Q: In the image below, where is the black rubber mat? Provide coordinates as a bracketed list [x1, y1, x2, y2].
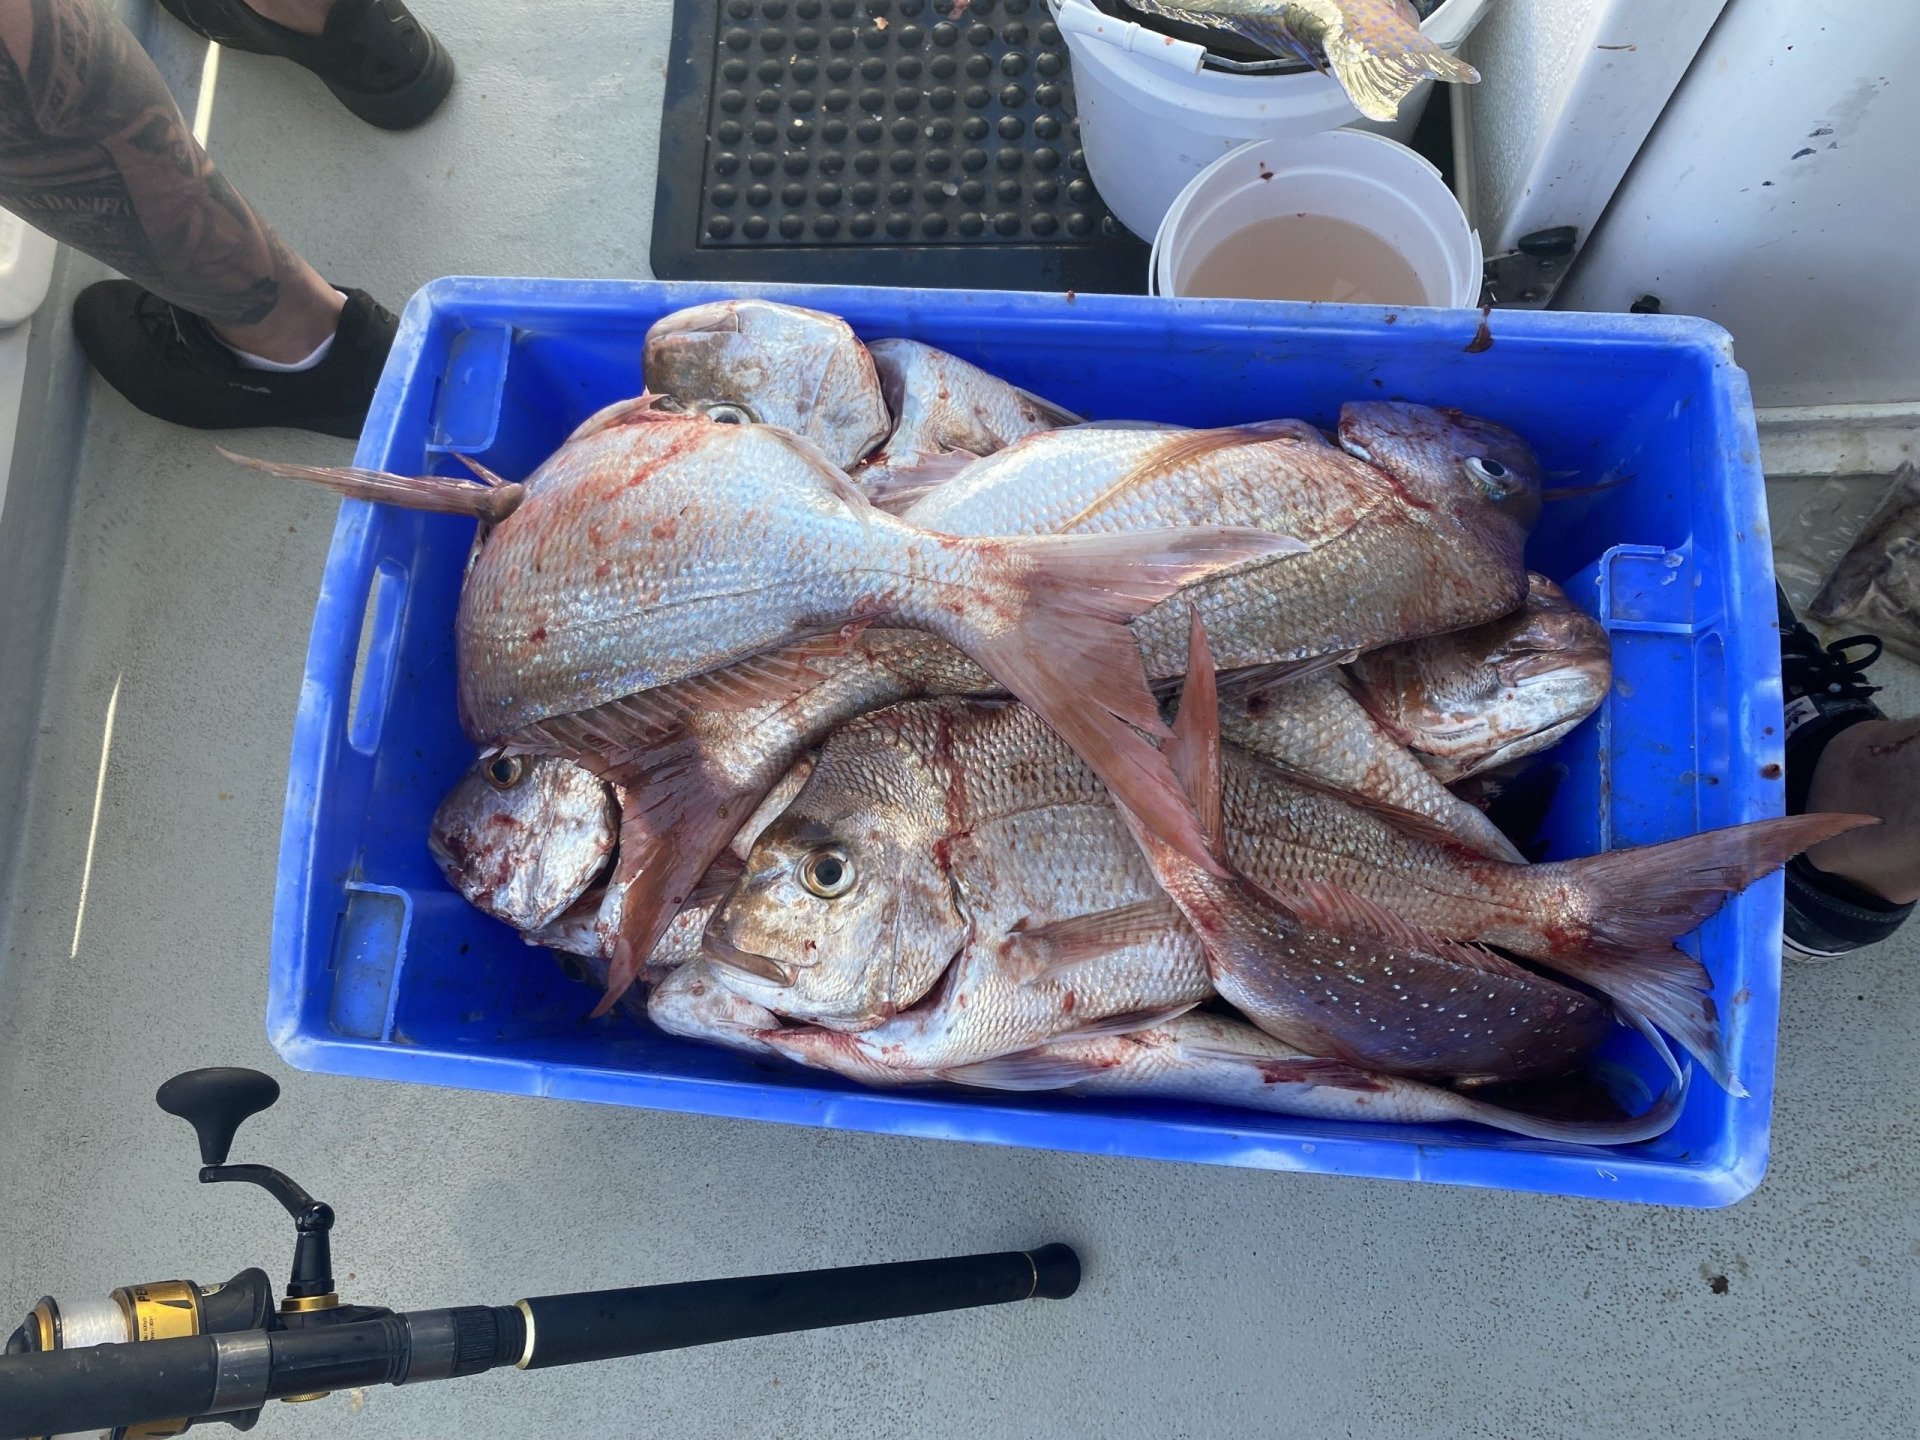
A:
[652, 0, 1150, 293]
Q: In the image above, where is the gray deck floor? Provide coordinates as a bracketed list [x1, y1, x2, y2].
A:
[1, 4, 1916, 1436]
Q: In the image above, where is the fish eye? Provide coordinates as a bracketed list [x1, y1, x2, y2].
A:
[799, 845, 855, 898]
[1467, 455, 1510, 486]
[485, 754, 525, 790]
[703, 402, 754, 425]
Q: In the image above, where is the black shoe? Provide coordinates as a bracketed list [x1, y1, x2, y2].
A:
[1777, 585, 1915, 957]
[157, 0, 454, 130]
[72, 280, 397, 439]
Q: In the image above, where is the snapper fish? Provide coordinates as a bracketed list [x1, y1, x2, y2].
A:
[231, 404, 1292, 1013]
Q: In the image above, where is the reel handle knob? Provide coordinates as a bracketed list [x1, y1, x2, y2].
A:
[156, 1068, 281, 1166]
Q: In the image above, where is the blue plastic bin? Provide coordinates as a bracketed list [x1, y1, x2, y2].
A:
[271, 279, 1784, 1207]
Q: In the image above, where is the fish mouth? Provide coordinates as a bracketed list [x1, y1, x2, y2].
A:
[700, 927, 794, 986]
[1494, 648, 1611, 687]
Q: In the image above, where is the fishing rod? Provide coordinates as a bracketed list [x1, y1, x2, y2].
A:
[0, 1068, 1079, 1439]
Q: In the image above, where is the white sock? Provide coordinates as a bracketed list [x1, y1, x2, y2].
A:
[217, 291, 348, 372]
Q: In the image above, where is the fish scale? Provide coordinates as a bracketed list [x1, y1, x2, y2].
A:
[467, 395, 1532, 1005]
[715, 690, 1868, 1090]
[909, 411, 1532, 672]
[718, 700, 1208, 1070]
[856, 338, 1081, 502]
[1219, 755, 1547, 942]
[1218, 670, 1525, 862]
[244, 398, 1290, 1015]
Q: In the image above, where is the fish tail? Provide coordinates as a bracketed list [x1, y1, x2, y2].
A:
[219, 448, 524, 523]
[1322, 20, 1478, 123]
[1539, 812, 1878, 1094]
[1166, 606, 1225, 857]
[944, 527, 1299, 870]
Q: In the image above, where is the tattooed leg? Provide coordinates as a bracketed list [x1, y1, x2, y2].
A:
[1806, 716, 1920, 905]
[0, 0, 343, 361]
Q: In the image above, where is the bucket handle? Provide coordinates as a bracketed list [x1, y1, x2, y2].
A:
[1051, 0, 1207, 76]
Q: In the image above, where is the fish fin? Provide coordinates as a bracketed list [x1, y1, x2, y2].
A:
[1004, 898, 1188, 981]
[1051, 1001, 1202, 1045]
[865, 448, 984, 513]
[869, 481, 946, 516]
[957, 526, 1303, 871]
[1057, 420, 1325, 532]
[767, 425, 875, 519]
[589, 742, 773, 1015]
[1168, 608, 1224, 855]
[454, 453, 513, 488]
[1542, 812, 1878, 1095]
[1267, 877, 1537, 979]
[942, 1048, 1125, 1092]
[513, 636, 855, 768]
[688, 851, 746, 907]
[1178, 1042, 1391, 1091]
[1215, 659, 1344, 705]
[219, 449, 524, 523]
[1322, 21, 1479, 125]
[565, 391, 672, 444]
[823, 459, 878, 518]
[1453, 1066, 1689, 1146]
[1616, 1005, 1686, 1086]
[1008, 382, 1083, 429]
[1212, 649, 1360, 701]
[867, 336, 917, 416]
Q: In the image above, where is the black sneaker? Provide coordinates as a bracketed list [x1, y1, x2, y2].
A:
[72, 280, 397, 439]
[1777, 585, 1915, 957]
[157, 0, 454, 130]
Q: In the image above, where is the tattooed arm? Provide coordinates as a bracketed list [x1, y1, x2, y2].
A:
[0, 0, 331, 339]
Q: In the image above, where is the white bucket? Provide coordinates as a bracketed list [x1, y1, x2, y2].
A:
[1151, 130, 1482, 308]
[1053, 0, 1493, 240]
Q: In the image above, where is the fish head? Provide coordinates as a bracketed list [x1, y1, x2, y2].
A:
[702, 719, 970, 1031]
[1364, 574, 1614, 780]
[428, 754, 617, 930]
[1488, 575, 1613, 688]
[1338, 402, 1543, 532]
[642, 299, 889, 470]
[1456, 575, 1613, 765]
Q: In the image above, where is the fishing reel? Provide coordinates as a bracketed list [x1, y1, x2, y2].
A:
[1, 1068, 1078, 1440]
[6, 1068, 395, 1436]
